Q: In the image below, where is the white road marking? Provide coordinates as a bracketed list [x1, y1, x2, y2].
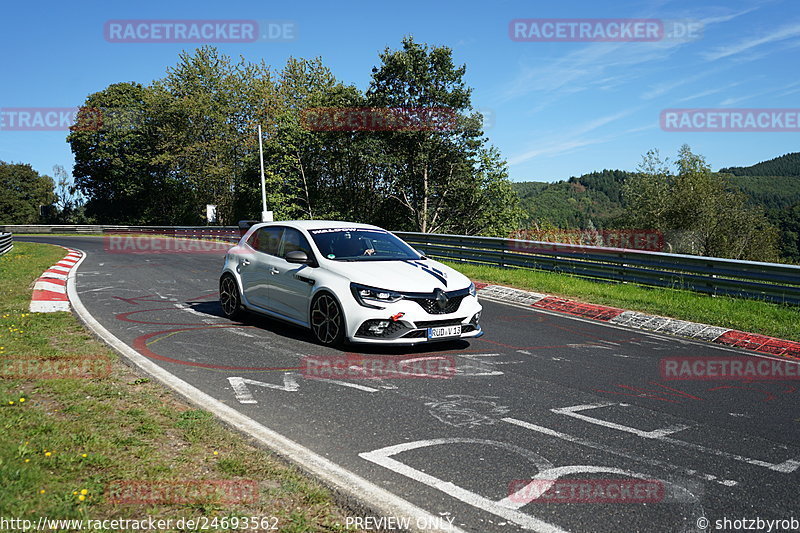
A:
[228, 374, 300, 403]
[323, 379, 379, 392]
[566, 343, 613, 350]
[500, 465, 704, 514]
[80, 286, 116, 293]
[550, 402, 800, 473]
[552, 402, 693, 438]
[225, 328, 255, 338]
[424, 396, 510, 428]
[501, 417, 738, 486]
[361, 438, 566, 532]
[455, 364, 504, 377]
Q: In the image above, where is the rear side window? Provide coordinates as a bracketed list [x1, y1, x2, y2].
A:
[246, 230, 260, 250]
[251, 227, 284, 256]
[281, 228, 314, 258]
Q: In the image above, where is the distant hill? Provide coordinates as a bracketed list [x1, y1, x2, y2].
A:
[513, 170, 632, 228]
[513, 154, 800, 262]
[728, 175, 800, 210]
[720, 152, 800, 177]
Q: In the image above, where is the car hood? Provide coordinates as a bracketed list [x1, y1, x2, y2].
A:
[324, 258, 471, 293]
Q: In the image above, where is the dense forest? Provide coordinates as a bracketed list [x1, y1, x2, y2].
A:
[720, 152, 800, 177]
[63, 41, 521, 237]
[513, 153, 800, 263]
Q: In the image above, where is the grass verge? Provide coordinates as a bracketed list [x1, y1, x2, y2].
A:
[0, 242, 360, 532]
[446, 261, 800, 342]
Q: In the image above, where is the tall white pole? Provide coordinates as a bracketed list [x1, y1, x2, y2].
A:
[258, 124, 272, 222]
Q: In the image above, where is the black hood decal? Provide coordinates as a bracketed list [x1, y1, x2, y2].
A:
[402, 260, 448, 287]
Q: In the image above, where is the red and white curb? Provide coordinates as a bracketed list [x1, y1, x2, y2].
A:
[475, 283, 800, 360]
[30, 248, 83, 313]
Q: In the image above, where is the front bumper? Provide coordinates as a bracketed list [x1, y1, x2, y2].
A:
[345, 292, 483, 345]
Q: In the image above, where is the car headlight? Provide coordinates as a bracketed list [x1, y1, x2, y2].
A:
[350, 283, 403, 308]
[469, 282, 477, 298]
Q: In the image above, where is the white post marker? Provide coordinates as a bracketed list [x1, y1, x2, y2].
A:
[258, 124, 273, 222]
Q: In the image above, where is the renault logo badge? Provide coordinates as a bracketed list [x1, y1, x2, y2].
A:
[434, 288, 449, 310]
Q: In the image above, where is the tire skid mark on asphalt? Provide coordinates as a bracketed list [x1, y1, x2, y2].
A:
[131, 325, 292, 372]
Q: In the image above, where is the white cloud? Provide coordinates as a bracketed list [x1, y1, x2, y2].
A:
[508, 109, 641, 165]
[702, 22, 800, 61]
[719, 80, 800, 105]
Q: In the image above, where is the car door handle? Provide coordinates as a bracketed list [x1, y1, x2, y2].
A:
[270, 267, 280, 275]
[240, 259, 250, 266]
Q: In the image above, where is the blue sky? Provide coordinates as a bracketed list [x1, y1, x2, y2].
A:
[1, 0, 798, 183]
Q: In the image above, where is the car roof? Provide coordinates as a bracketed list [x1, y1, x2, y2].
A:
[252, 220, 385, 232]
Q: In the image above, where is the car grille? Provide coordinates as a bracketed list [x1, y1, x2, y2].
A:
[413, 318, 466, 328]
[405, 287, 470, 315]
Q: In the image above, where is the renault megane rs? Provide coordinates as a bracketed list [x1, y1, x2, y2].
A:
[219, 220, 483, 346]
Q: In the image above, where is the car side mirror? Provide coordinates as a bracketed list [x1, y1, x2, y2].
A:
[416, 249, 428, 259]
[285, 250, 310, 264]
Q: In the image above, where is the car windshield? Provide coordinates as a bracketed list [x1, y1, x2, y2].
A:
[309, 227, 422, 261]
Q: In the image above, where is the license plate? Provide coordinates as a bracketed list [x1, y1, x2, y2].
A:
[427, 325, 462, 339]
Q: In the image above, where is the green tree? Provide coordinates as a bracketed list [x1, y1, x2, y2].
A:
[623, 145, 780, 261]
[0, 162, 55, 224]
[264, 57, 377, 222]
[366, 36, 521, 234]
[151, 47, 279, 224]
[68, 82, 180, 224]
[68, 42, 521, 233]
[48, 164, 89, 223]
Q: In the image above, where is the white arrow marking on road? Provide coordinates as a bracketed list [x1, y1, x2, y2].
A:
[228, 374, 300, 403]
[552, 402, 693, 438]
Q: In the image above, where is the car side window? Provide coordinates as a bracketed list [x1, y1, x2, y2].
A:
[255, 227, 284, 256]
[281, 228, 314, 258]
[246, 230, 260, 250]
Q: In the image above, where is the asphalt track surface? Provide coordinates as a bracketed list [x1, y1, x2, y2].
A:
[21, 236, 800, 533]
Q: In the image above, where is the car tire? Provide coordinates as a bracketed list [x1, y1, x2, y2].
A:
[219, 274, 245, 320]
[310, 292, 345, 347]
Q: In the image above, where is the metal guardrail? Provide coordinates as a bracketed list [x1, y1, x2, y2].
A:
[4, 225, 799, 305]
[0, 232, 12, 255]
[0, 224, 243, 243]
[395, 232, 800, 306]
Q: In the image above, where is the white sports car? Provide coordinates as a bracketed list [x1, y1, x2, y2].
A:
[219, 220, 483, 346]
